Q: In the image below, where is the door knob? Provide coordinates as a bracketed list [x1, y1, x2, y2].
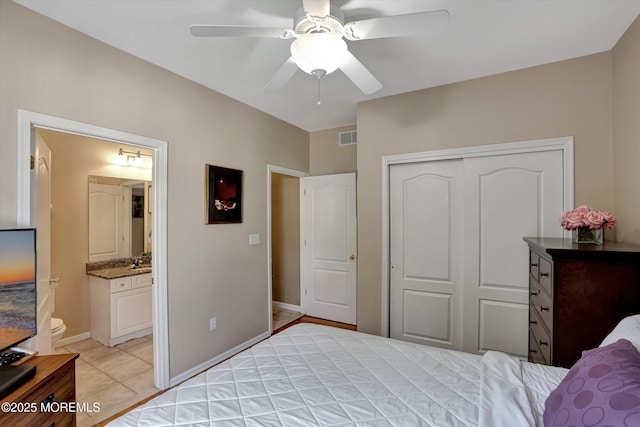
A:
[349, 255, 356, 260]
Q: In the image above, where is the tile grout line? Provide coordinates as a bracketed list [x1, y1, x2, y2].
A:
[77, 353, 143, 396]
[65, 339, 156, 398]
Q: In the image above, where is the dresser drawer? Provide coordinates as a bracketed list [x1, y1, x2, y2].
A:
[529, 278, 553, 331]
[529, 252, 540, 281]
[529, 329, 547, 365]
[529, 308, 552, 363]
[538, 258, 552, 295]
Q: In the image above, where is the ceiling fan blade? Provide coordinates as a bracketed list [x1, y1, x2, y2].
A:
[302, 0, 330, 17]
[190, 25, 287, 38]
[264, 57, 299, 91]
[344, 9, 449, 41]
[339, 51, 382, 95]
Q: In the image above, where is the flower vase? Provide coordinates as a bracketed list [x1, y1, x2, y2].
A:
[573, 227, 603, 245]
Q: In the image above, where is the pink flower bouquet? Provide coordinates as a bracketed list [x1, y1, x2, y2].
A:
[559, 205, 617, 231]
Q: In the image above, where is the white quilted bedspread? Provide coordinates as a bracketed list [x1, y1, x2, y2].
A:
[108, 324, 564, 426]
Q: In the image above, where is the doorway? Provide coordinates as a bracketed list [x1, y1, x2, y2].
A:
[16, 110, 169, 391]
[267, 166, 358, 330]
[267, 165, 308, 332]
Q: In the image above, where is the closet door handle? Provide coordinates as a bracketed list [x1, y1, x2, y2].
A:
[539, 340, 549, 347]
[530, 290, 539, 296]
[540, 306, 549, 312]
[540, 272, 550, 277]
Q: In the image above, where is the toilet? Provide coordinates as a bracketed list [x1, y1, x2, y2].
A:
[51, 317, 67, 349]
[49, 277, 67, 349]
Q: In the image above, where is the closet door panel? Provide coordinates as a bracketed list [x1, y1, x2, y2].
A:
[390, 160, 464, 349]
[463, 150, 564, 357]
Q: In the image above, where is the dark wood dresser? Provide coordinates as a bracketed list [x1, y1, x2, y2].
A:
[524, 237, 640, 368]
[0, 353, 79, 427]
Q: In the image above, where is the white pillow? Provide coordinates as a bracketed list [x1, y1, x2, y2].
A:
[600, 314, 640, 352]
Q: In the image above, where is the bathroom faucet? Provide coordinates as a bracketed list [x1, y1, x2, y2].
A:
[132, 252, 151, 267]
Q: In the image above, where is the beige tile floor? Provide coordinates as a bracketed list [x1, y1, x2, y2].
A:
[55, 335, 158, 427]
[272, 306, 304, 331]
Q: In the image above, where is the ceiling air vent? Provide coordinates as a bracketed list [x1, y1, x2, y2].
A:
[339, 130, 357, 146]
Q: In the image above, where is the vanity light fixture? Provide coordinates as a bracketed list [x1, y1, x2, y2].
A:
[115, 148, 152, 169]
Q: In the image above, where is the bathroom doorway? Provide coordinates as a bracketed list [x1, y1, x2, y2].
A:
[16, 110, 169, 424]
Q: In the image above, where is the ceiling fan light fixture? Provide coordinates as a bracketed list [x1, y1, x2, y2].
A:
[290, 33, 347, 76]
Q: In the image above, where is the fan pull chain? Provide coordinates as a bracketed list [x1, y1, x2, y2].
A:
[311, 69, 326, 106]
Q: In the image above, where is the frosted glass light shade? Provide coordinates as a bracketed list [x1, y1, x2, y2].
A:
[129, 156, 145, 168]
[114, 153, 127, 166]
[290, 33, 347, 75]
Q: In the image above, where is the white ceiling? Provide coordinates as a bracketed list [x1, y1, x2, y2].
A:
[13, 0, 640, 132]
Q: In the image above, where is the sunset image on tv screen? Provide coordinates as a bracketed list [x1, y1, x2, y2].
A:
[0, 229, 37, 350]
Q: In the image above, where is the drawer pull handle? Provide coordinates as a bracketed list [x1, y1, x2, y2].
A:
[41, 392, 56, 405]
[529, 349, 538, 354]
[539, 340, 549, 347]
[530, 319, 538, 325]
[540, 272, 550, 277]
[540, 306, 549, 312]
[530, 263, 538, 267]
[530, 290, 539, 296]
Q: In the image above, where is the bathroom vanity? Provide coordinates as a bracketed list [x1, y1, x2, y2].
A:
[87, 266, 152, 347]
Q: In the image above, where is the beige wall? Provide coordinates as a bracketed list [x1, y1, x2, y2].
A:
[0, 1, 309, 378]
[271, 173, 300, 306]
[310, 125, 357, 175]
[356, 52, 614, 334]
[613, 16, 640, 245]
[37, 129, 152, 338]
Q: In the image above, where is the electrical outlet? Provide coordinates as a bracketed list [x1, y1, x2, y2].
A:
[209, 317, 217, 331]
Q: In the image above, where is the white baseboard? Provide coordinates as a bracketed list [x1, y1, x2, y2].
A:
[272, 301, 301, 313]
[56, 332, 91, 348]
[169, 330, 271, 388]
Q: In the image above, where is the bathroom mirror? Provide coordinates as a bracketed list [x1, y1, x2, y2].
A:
[88, 176, 152, 262]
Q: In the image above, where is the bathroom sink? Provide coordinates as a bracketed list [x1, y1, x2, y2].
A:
[130, 265, 152, 273]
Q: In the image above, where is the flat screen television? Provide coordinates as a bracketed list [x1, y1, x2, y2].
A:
[0, 228, 37, 352]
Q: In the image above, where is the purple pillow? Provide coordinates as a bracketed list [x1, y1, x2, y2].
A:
[543, 339, 640, 427]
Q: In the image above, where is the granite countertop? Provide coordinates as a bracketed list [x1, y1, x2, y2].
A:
[86, 258, 152, 280]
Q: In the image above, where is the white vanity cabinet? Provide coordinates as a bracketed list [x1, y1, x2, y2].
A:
[89, 273, 152, 346]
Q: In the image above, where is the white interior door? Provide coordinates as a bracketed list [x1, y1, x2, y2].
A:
[390, 160, 464, 349]
[89, 183, 126, 261]
[300, 173, 357, 324]
[34, 132, 52, 354]
[462, 150, 564, 357]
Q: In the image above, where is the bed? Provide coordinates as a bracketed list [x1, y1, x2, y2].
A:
[107, 318, 640, 427]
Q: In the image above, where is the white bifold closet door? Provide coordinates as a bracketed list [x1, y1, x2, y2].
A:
[390, 150, 564, 357]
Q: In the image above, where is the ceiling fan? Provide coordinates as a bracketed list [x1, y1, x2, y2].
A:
[190, 0, 449, 96]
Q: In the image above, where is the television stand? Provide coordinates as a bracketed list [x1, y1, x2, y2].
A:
[0, 353, 78, 427]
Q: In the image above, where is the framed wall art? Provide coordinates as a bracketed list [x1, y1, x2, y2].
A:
[206, 164, 242, 224]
